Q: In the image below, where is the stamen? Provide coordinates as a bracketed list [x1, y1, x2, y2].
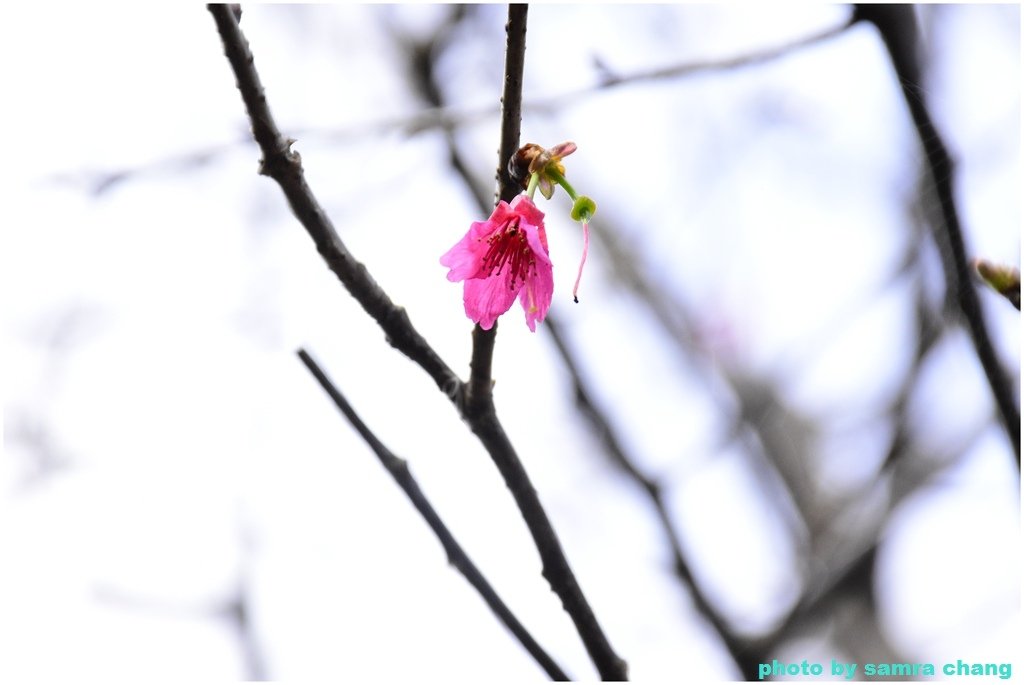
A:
[480, 219, 530, 286]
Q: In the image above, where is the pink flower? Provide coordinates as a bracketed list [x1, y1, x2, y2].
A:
[440, 194, 553, 331]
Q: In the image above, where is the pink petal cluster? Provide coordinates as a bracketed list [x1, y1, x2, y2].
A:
[440, 194, 553, 331]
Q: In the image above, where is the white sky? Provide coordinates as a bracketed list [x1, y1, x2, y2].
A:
[1, 4, 1020, 682]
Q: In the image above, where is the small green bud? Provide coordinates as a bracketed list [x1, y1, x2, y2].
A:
[974, 259, 1021, 310]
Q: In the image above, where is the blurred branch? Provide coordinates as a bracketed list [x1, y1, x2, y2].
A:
[580, 178, 954, 678]
[94, 582, 267, 680]
[735, 213, 1009, 672]
[853, 4, 1020, 465]
[46, 138, 246, 196]
[6, 411, 74, 489]
[543, 316, 763, 678]
[297, 348, 571, 681]
[207, 4, 462, 401]
[583, 213, 814, 527]
[585, 17, 853, 90]
[318, 14, 856, 141]
[739, 277, 944, 673]
[54, 16, 856, 197]
[746, 409, 990, 671]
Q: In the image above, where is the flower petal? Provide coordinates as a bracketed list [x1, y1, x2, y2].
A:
[440, 232, 483, 281]
[519, 219, 551, 267]
[440, 201, 520, 281]
[510, 194, 544, 222]
[548, 141, 576, 160]
[518, 258, 553, 332]
[442, 194, 553, 331]
[464, 270, 519, 330]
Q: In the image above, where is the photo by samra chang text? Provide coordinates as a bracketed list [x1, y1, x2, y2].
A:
[758, 658, 1013, 680]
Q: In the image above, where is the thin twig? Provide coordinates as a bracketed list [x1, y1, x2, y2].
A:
[853, 4, 1020, 465]
[297, 348, 571, 681]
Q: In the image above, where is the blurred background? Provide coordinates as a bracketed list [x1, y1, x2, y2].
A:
[1, 4, 1019, 681]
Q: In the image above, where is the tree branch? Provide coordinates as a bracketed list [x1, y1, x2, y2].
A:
[463, 408, 629, 681]
[297, 348, 570, 681]
[853, 4, 1020, 465]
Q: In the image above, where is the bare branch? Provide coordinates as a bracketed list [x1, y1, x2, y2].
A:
[297, 348, 571, 681]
